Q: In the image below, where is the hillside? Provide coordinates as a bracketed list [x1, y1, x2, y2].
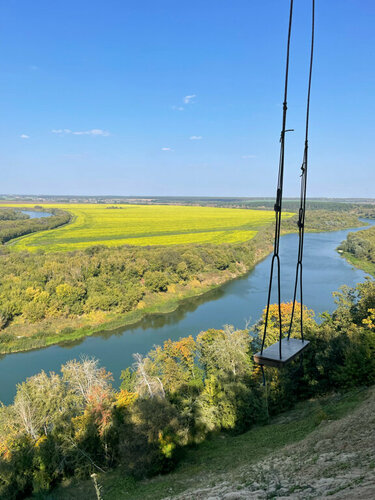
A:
[173, 387, 375, 499]
[39, 387, 375, 499]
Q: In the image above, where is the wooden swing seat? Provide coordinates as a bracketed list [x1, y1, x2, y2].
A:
[254, 338, 309, 368]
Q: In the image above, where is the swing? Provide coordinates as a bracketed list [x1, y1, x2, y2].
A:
[254, 0, 315, 369]
[254, 338, 309, 368]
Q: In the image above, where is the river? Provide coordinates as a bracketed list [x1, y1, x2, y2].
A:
[0, 220, 373, 404]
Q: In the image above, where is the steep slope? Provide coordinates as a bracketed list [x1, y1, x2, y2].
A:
[172, 388, 375, 499]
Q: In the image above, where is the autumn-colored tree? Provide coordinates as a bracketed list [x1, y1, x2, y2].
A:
[149, 336, 198, 393]
[252, 302, 316, 348]
[115, 389, 138, 409]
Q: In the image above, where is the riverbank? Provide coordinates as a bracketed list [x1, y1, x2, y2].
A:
[338, 224, 375, 277]
[341, 252, 375, 276]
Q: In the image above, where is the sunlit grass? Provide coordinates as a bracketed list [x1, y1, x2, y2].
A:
[1, 204, 291, 252]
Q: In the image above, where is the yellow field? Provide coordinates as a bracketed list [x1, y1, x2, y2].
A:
[2, 204, 285, 252]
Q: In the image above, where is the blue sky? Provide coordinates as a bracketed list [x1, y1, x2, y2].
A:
[1, 0, 374, 197]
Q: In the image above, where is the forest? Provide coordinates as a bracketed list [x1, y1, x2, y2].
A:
[1, 280, 374, 499]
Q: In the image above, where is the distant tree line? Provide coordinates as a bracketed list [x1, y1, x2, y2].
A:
[1, 280, 375, 498]
[283, 210, 362, 232]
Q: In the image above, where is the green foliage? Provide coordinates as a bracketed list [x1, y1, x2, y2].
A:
[282, 209, 362, 233]
[197, 325, 253, 379]
[143, 270, 169, 292]
[0, 238, 259, 351]
[339, 226, 375, 274]
[120, 368, 136, 392]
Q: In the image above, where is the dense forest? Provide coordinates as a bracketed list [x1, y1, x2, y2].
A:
[1, 280, 374, 498]
[0, 210, 362, 353]
[0, 207, 71, 245]
[0, 236, 264, 353]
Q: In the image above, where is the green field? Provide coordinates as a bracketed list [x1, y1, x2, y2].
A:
[3, 204, 283, 252]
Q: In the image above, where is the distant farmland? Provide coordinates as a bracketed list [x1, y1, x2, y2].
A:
[3, 204, 283, 252]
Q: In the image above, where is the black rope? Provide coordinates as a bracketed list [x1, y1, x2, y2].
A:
[288, 0, 315, 342]
[260, 0, 294, 359]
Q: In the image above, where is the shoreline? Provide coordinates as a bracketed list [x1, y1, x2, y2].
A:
[340, 251, 375, 277]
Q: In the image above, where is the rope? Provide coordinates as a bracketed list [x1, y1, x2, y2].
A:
[260, 0, 294, 358]
[261, 365, 270, 422]
[288, 0, 315, 342]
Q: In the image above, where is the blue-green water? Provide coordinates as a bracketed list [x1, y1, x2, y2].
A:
[21, 210, 52, 218]
[0, 221, 373, 404]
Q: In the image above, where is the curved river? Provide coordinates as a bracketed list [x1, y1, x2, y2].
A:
[0, 221, 374, 404]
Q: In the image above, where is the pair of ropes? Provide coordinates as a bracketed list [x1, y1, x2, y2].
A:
[259, 0, 315, 365]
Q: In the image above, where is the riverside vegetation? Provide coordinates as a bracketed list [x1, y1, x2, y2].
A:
[0, 207, 362, 354]
[0, 280, 375, 499]
[339, 225, 375, 277]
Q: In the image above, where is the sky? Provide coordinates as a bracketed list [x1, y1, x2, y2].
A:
[0, 0, 374, 198]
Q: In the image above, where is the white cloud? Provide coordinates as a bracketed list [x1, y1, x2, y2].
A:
[172, 94, 196, 111]
[190, 135, 202, 140]
[52, 128, 110, 136]
[161, 147, 173, 151]
[241, 154, 257, 159]
[20, 134, 29, 139]
[183, 94, 196, 104]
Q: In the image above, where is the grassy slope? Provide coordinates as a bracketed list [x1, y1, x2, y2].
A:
[1, 204, 281, 252]
[34, 388, 373, 500]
